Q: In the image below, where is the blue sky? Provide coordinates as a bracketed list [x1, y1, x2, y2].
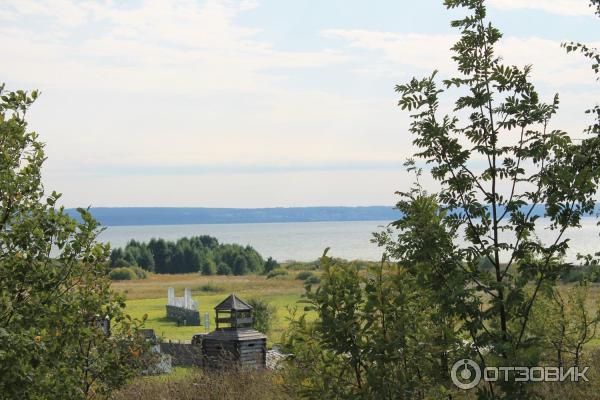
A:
[1, 0, 598, 207]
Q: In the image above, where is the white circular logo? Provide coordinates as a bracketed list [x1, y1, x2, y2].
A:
[451, 359, 482, 390]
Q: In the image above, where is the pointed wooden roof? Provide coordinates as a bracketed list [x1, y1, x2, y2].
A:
[214, 294, 252, 311]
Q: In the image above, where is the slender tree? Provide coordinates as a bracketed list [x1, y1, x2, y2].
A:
[396, 0, 600, 396]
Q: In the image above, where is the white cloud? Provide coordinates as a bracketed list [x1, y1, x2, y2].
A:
[488, 0, 596, 16]
[322, 30, 457, 75]
[4, 0, 91, 27]
[322, 29, 599, 86]
[0, 0, 346, 94]
[1, 0, 597, 207]
[498, 36, 599, 86]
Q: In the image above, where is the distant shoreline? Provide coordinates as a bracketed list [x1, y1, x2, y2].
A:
[65, 206, 399, 227]
[65, 205, 600, 227]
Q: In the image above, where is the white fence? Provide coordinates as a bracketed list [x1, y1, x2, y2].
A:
[167, 287, 198, 310]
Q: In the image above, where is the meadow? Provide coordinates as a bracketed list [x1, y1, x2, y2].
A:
[111, 269, 600, 400]
[112, 271, 314, 343]
[112, 265, 600, 346]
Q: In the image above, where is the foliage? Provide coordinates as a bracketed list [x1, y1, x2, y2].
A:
[217, 262, 232, 275]
[113, 351, 600, 400]
[247, 298, 278, 335]
[530, 282, 600, 367]
[283, 253, 454, 399]
[303, 275, 320, 286]
[110, 236, 265, 276]
[531, 348, 600, 399]
[391, 0, 600, 397]
[200, 257, 217, 275]
[374, 174, 468, 386]
[560, 263, 600, 283]
[108, 266, 148, 280]
[266, 268, 289, 279]
[560, 267, 588, 283]
[109, 267, 139, 280]
[130, 265, 149, 279]
[264, 256, 279, 274]
[295, 271, 314, 281]
[0, 85, 147, 399]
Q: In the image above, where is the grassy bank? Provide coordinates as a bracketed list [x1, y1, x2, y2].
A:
[111, 367, 291, 400]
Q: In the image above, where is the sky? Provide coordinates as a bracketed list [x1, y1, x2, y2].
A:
[1, 0, 599, 208]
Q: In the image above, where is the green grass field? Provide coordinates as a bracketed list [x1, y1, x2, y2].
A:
[114, 270, 600, 347]
[114, 272, 313, 343]
[124, 293, 304, 342]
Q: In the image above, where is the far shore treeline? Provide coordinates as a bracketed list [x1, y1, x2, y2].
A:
[109, 236, 276, 276]
[68, 204, 600, 227]
[67, 206, 399, 226]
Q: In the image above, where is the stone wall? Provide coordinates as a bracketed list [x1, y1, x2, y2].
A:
[165, 305, 201, 326]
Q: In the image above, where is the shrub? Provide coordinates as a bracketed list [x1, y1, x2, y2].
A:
[247, 298, 277, 335]
[263, 256, 279, 274]
[109, 267, 138, 281]
[305, 275, 320, 285]
[197, 282, 224, 293]
[296, 271, 314, 281]
[266, 268, 288, 279]
[129, 265, 148, 279]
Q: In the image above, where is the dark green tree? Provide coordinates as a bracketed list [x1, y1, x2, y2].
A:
[148, 238, 171, 274]
[200, 256, 217, 275]
[217, 262, 232, 275]
[263, 256, 279, 274]
[114, 237, 268, 275]
[244, 245, 264, 273]
[113, 258, 131, 268]
[135, 246, 155, 272]
[197, 234, 219, 248]
[110, 247, 125, 267]
[232, 254, 248, 275]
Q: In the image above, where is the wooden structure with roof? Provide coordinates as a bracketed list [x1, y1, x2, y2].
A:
[201, 294, 267, 369]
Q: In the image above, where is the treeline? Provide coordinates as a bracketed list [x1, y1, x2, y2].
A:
[109, 236, 272, 275]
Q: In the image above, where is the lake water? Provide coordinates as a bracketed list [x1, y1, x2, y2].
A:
[98, 219, 600, 263]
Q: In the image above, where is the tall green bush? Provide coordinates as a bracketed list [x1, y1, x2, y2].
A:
[283, 253, 449, 398]
[0, 85, 147, 399]
[247, 298, 277, 336]
[109, 267, 138, 281]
